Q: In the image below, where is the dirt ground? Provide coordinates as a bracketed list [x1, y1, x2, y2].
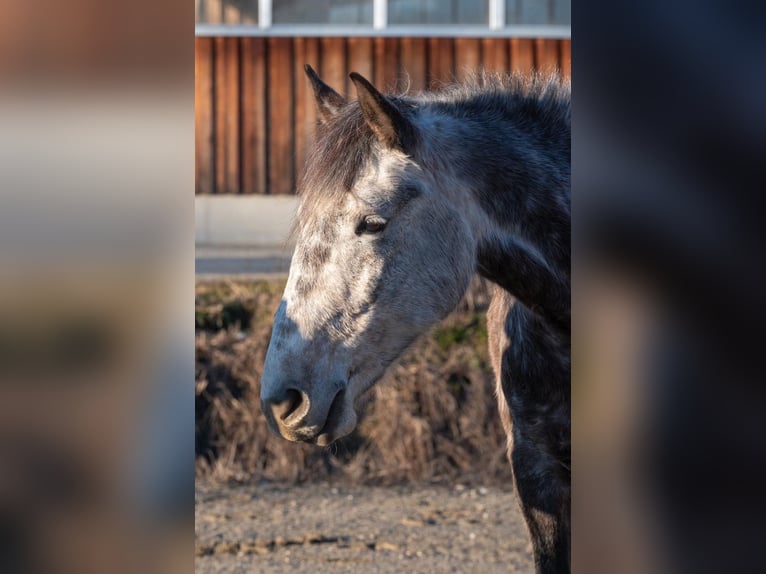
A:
[196, 481, 533, 574]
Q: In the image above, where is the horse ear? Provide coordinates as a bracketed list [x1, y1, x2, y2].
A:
[304, 64, 346, 124]
[349, 72, 415, 151]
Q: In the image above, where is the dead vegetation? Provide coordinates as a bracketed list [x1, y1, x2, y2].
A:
[195, 278, 511, 486]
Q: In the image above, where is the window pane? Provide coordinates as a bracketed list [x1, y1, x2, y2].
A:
[196, 0, 259, 24]
[273, 0, 373, 24]
[506, 0, 571, 26]
[194, 0, 571, 28]
[388, 0, 488, 25]
[552, 0, 571, 25]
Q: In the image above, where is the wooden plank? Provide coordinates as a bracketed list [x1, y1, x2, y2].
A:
[535, 38, 560, 73]
[195, 37, 214, 195]
[510, 38, 534, 75]
[399, 37, 426, 93]
[294, 37, 323, 186]
[455, 38, 481, 82]
[293, 37, 308, 189]
[215, 37, 240, 194]
[268, 37, 295, 195]
[374, 37, 400, 93]
[302, 37, 320, 134]
[560, 39, 571, 78]
[427, 37, 454, 89]
[214, 37, 225, 194]
[301, 36, 321, 75]
[296, 37, 320, 188]
[347, 37, 374, 93]
[482, 38, 509, 74]
[320, 37, 347, 98]
[241, 37, 267, 195]
[228, 37, 241, 194]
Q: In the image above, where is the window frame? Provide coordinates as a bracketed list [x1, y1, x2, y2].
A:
[194, 0, 571, 38]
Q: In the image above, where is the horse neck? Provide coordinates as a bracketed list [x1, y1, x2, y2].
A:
[421, 107, 570, 267]
[420, 107, 571, 328]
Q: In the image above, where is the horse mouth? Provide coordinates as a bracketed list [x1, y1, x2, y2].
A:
[314, 388, 352, 446]
[262, 386, 356, 446]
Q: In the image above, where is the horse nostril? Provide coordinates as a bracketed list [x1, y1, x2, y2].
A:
[279, 388, 303, 421]
[264, 387, 309, 427]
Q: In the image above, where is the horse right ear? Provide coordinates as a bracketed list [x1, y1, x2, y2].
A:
[349, 72, 416, 152]
[304, 64, 346, 124]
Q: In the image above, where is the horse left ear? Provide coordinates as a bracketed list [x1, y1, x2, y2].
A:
[305, 64, 346, 124]
[349, 72, 415, 151]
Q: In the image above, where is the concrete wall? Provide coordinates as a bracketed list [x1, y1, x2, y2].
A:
[195, 195, 297, 247]
[195, 196, 298, 277]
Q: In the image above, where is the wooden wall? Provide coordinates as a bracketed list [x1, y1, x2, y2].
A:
[195, 36, 571, 195]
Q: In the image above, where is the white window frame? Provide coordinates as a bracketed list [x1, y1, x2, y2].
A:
[195, 0, 571, 38]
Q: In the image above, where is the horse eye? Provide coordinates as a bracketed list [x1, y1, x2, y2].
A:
[356, 216, 387, 235]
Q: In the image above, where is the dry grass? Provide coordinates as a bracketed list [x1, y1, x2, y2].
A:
[195, 278, 511, 486]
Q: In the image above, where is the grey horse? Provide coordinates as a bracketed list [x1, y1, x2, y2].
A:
[261, 66, 570, 573]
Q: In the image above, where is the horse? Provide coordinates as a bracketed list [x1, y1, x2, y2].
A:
[260, 65, 570, 573]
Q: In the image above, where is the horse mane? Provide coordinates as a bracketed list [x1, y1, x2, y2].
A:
[421, 70, 570, 124]
[294, 71, 570, 236]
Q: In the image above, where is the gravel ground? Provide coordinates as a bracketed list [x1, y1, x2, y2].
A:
[196, 482, 533, 574]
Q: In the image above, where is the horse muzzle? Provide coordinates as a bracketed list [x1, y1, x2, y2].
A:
[260, 382, 356, 446]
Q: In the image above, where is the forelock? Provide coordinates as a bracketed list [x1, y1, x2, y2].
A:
[294, 103, 376, 235]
